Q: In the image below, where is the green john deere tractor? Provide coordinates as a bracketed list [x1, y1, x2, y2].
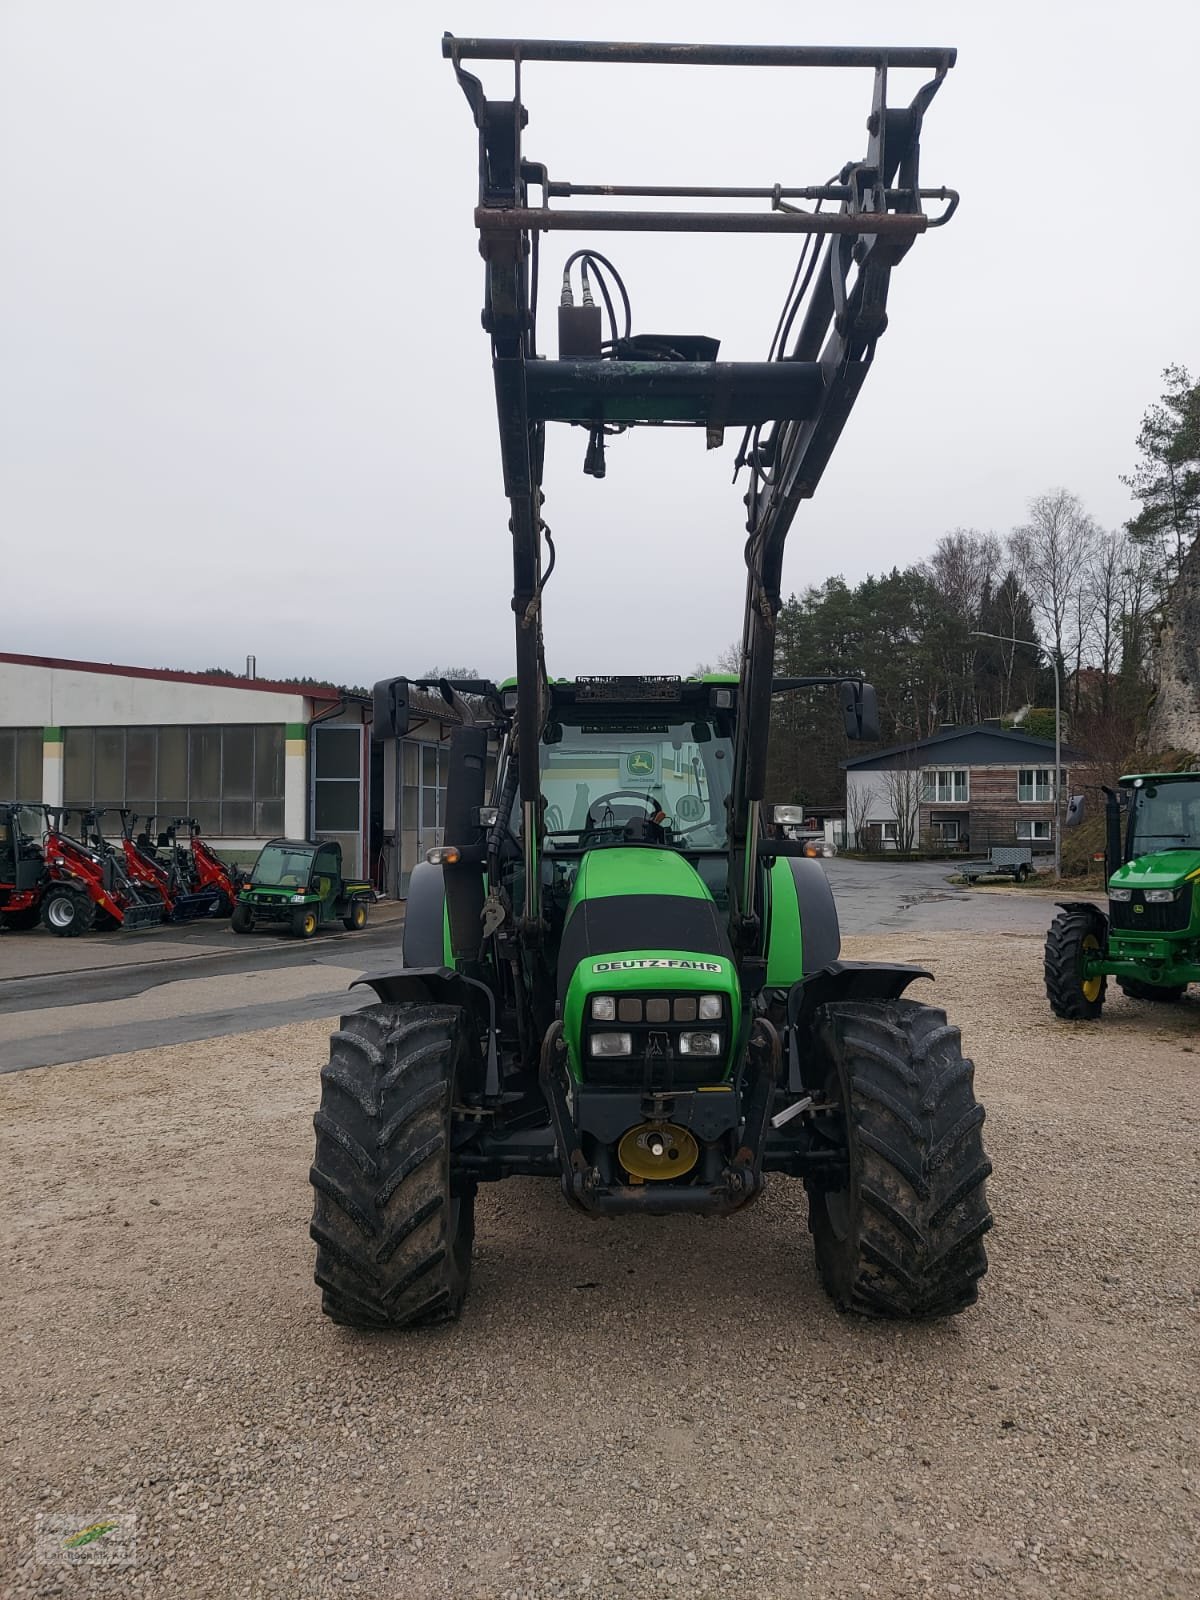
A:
[1045, 771, 1200, 1017]
[306, 33, 992, 1329]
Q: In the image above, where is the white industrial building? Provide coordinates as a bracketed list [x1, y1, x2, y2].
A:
[0, 652, 464, 892]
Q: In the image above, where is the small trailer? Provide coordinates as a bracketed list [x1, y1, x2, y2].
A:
[960, 845, 1034, 884]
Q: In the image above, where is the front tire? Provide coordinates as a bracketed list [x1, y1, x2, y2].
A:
[1045, 906, 1108, 1019]
[1118, 976, 1186, 1003]
[309, 1003, 476, 1328]
[230, 903, 254, 934]
[40, 886, 97, 938]
[807, 999, 992, 1319]
[292, 906, 318, 939]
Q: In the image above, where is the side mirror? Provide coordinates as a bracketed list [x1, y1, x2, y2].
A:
[372, 676, 411, 741]
[1064, 793, 1086, 829]
[840, 681, 880, 743]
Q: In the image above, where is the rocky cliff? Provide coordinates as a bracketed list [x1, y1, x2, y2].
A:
[1149, 538, 1200, 756]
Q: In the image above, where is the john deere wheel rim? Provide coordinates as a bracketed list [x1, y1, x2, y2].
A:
[303, 912, 317, 935]
[353, 904, 365, 927]
[47, 896, 76, 929]
[1081, 933, 1103, 1002]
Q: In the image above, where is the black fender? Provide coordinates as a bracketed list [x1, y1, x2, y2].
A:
[349, 964, 499, 1096]
[402, 862, 448, 966]
[782, 961, 933, 1091]
[788, 856, 842, 975]
[1055, 900, 1108, 923]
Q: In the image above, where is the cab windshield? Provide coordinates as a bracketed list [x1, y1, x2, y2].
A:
[537, 717, 732, 850]
[252, 843, 316, 886]
[1131, 779, 1200, 852]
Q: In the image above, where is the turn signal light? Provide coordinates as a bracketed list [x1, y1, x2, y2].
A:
[426, 846, 461, 866]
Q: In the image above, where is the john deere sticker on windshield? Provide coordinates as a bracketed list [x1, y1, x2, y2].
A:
[592, 959, 724, 973]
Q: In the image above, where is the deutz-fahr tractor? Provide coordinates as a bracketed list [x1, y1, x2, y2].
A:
[1046, 771, 1200, 1017]
[233, 838, 372, 938]
[307, 35, 991, 1330]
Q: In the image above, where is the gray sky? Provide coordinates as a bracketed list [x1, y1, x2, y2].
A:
[2, 1, 1198, 688]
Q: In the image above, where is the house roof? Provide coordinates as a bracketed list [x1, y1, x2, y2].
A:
[843, 723, 1081, 772]
[0, 651, 344, 701]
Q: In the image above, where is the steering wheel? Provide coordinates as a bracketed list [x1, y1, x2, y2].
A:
[544, 803, 564, 832]
[586, 790, 664, 829]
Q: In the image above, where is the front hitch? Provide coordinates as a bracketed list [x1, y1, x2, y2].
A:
[538, 1017, 781, 1217]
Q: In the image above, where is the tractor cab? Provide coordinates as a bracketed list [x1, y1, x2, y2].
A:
[0, 804, 47, 929]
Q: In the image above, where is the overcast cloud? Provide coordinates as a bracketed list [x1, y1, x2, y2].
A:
[2, 1, 1197, 688]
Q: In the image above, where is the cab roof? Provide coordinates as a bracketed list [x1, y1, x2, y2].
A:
[1120, 771, 1200, 786]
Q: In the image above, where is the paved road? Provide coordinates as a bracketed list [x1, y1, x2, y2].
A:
[0, 911, 404, 1072]
[822, 856, 1082, 937]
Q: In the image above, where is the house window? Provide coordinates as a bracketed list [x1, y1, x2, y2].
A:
[921, 768, 968, 804]
[1018, 767, 1054, 802]
[931, 819, 960, 843]
[1016, 819, 1051, 841]
[879, 821, 899, 842]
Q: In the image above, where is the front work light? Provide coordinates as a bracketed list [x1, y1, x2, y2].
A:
[678, 1031, 722, 1056]
[773, 805, 805, 825]
[698, 994, 722, 1020]
[590, 995, 616, 1021]
[590, 1032, 633, 1057]
[1145, 889, 1179, 903]
[426, 845, 461, 866]
[1108, 888, 1132, 902]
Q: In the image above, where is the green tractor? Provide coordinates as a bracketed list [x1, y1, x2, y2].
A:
[1046, 772, 1200, 1017]
[232, 839, 372, 939]
[307, 33, 991, 1329]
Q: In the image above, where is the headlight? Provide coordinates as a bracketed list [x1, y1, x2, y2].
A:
[1108, 888, 1132, 902]
[1145, 889, 1178, 903]
[678, 1031, 722, 1056]
[589, 1032, 632, 1057]
[590, 995, 616, 1021]
[698, 994, 723, 1020]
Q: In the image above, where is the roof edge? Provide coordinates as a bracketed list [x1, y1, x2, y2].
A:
[0, 651, 343, 700]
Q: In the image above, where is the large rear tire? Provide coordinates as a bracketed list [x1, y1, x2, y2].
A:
[309, 1003, 476, 1329]
[807, 999, 992, 1319]
[1117, 976, 1186, 1003]
[1045, 906, 1108, 1019]
[40, 885, 97, 938]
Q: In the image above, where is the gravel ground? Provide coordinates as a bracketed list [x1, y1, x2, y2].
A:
[2, 930, 1197, 1600]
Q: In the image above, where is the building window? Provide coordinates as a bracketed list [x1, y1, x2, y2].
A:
[1016, 818, 1051, 841]
[921, 768, 968, 804]
[0, 728, 43, 802]
[930, 819, 960, 843]
[879, 821, 899, 842]
[1018, 767, 1054, 802]
[62, 725, 284, 836]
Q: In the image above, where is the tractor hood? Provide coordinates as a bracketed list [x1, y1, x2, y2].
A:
[556, 847, 740, 1080]
[1110, 850, 1200, 893]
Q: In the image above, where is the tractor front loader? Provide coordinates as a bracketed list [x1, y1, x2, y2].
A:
[308, 35, 991, 1330]
[1046, 771, 1200, 1017]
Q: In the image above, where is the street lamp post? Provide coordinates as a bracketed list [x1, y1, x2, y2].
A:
[970, 630, 1062, 880]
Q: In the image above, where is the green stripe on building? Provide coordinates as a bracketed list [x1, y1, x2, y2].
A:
[285, 723, 307, 740]
[43, 726, 63, 742]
